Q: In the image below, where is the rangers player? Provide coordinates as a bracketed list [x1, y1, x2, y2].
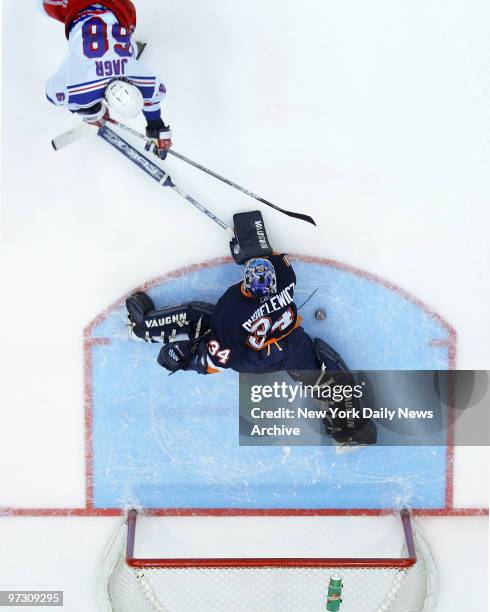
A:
[38, 0, 172, 158]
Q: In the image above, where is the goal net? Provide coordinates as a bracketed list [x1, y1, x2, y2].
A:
[98, 509, 438, 612]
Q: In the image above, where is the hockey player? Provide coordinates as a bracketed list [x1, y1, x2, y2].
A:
[126, 212, 377, 447]
[38, 0, 171, 158]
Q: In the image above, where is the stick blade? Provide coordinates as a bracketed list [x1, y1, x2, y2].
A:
[257, 197, 317, 226]
[51, 123, 92, 151]
[287, 211, 317, 226]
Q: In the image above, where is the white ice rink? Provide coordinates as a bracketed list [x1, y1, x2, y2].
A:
[1, 1, 489, 610]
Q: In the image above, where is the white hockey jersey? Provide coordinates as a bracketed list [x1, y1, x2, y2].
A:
[46, 4, 165, 121]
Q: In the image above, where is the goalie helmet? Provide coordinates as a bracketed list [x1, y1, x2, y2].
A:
[105, 79, 143, 118]
[243, 258, 277, 298]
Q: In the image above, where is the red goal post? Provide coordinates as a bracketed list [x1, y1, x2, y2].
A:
[126, 509, 417, 570]
[99, 509, 438, 611]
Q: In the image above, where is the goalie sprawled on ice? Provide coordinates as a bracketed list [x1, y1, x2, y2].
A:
[126, 211, 377, 447]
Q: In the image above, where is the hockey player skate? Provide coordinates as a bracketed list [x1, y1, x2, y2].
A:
[126, 292, 156, 342]
[333, 419, 378, 454]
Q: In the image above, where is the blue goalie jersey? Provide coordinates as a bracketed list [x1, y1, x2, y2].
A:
[207, 254, 301, 372]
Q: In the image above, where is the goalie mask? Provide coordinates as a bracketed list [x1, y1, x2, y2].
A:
[105, 79, 143, 118]
[243, 258, 277, 298]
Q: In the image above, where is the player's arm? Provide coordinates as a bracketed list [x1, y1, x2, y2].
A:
[180, 301, 237, 374]
[137, 67, 172, 160]
[269, 253, 296, 287]
[156, 333, 229, 375]
[45, 68, 110, 126]
[191, 311, 236, 374]
[45, 71, 69, 108]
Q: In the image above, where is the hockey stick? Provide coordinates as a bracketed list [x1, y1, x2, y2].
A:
[297, 288, 318, 310]
[52, 119, 317, 226]
[97, 126, 234, 235]
[51, 119, 138, 151]
[51, 123, 92, 150]
[104, 119, 317, 226]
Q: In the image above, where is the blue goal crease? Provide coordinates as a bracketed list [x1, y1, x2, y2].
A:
[89, 261, 451, 510]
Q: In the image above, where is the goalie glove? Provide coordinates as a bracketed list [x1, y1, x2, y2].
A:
[77, 101, 110, 127]
[157, 336, 210, 375]
[157, 340, 192, 373]
[146, 119, 172, 160]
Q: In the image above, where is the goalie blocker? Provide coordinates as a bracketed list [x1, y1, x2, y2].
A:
[230, 211, 273, 264]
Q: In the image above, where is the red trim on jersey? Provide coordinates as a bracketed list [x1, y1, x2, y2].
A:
[43, 1, 137, 37]
[65, 0, 136, 37]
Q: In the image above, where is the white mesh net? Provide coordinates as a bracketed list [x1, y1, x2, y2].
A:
[98, 514, 438, 612]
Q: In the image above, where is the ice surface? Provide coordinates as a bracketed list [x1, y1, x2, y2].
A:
[1, 0, 488, 610]
[89, 260, 449, 510]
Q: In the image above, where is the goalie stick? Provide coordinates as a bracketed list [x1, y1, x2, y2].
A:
[97, 126, 234, 235]
[52, 119, 316, 226]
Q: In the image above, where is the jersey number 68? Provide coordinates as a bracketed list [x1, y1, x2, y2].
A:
[82, 17, 132, 59]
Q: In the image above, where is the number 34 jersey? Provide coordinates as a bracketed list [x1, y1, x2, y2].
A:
[45, 6, 165, 118]
[208, 254, 301, 371]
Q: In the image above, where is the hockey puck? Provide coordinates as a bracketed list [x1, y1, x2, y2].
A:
[315, 308, 327, 321]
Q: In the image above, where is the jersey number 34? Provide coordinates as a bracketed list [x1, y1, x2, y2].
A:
[247, 309, 294, 350]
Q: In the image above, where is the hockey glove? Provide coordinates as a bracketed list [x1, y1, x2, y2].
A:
[157, 340, 192, 373]
[157, 337, 210, 375]
[78, 101, 110, 127]
[146, 119, 172, 160]
[187, 336, 211, 375]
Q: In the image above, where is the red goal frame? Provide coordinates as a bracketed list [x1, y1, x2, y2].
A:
[125, 508, 417, 570]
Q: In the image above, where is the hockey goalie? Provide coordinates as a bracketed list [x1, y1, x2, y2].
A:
[126, 211, 377, 447]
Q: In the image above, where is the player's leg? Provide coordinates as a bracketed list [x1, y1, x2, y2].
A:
[126, 292, 214, 344]
[283, 327, 321, 374]
[314, 338, 377, 445]
[126, 292, 155, 325]
[125, 292, 156, 342]
[286, 332, 377, 445]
